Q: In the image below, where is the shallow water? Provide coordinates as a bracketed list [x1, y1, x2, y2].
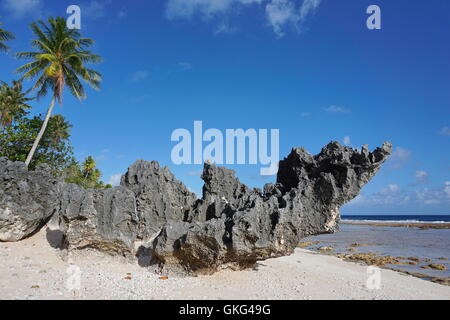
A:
[302, 224, 450, 279]
[341, 215, 450, 223]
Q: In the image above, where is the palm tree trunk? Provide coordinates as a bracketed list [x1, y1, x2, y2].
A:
[24, 96, 56, 167]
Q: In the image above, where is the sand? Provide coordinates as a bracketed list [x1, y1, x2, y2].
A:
[1, 229, 449, 300]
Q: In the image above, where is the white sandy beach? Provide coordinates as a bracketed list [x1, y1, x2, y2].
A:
[0, 229, 449, 300]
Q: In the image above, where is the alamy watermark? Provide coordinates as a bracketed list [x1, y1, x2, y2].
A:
[367, 5, 382, 30]
[171, 121, 279, 176]
[66, 5, 81, 30]
[66, 264, 82, 294]
[65, 4, 382, 31]
[366, 266, 381, 290]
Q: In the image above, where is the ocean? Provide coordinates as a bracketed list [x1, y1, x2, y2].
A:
[302, 215, 450, 283]
[341, 215, 450, 223]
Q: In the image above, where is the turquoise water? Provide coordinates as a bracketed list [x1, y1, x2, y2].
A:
[302, 223, 450, 279]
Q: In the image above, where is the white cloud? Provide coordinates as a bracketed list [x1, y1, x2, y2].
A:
[343, 136, 351, 146]
[389, 147, 411, 168]
[415, 170, 427, 179]
[118, 8, 127, 19]
[127, 93, 152, 104]
[93, 148, 110, 162]
[383, 184, 400, 194]
[445, 181, 450, 198]
[166, 0, 263, 20]
[391, 147, 411, 161]
[440, 126, 450, 136]
[414, 188, 445, 205]
[265, 0, 321, 37]
[214, 22, 238, 35]
[166, 0, 320, 36]
[325, 105, 351, 113]
[265, 0, 299, 37]
[83, 0, 112, 20]
[130, 70, 149, 82]
[349, 182, 450, 207]
[79, 1, 126, 22]
[108, 174, 122, 186]
[300, 112, 311, 117]
[349, 184, 407, 206]
[264, 0, 321, 37]
[178, 62, 193, 71]
[2, 0, 42, 18]
[299, 0, 321, 20]
[95, 154, 107, 161]
[412, 170, 428, 185]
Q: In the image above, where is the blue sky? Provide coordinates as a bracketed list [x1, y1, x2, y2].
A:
[1, 0, 449, 215]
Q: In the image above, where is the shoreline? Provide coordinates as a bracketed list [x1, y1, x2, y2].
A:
[1, 230, 449, 300]
[341, 221, 450, 230]
[300, 223, 450, 286]
[297, 241, 450, 286]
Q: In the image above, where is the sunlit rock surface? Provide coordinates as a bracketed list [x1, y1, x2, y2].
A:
[0, 141, 392, 274]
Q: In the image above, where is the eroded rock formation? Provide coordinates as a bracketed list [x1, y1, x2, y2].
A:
[0, 141, 392, 274]
[0, 158, 60, 241]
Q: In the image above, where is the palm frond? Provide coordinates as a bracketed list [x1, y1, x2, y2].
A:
[64, 66, 86, 99]
[16, 51, 40, 59]
[16, 17, 102, 103]
[0, 22, 15, 52]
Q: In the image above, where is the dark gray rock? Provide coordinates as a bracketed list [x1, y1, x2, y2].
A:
[56, 184, 139, 255]
[120, 160, 197, 240]
[151, 141, 392, 274]
[0, 157, 140, 253]
[0, 141, 392, 275]
[0, 158, 60, 241]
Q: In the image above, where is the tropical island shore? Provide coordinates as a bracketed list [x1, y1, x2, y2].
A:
[342, 221, 450, 230]
[1, 230, 449, 300]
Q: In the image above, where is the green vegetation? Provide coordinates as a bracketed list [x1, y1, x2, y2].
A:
[0, 17, 108, 189]
[0, 113, 74, 171]
[0, 80, 33, 127]
[65, 156, 112, 189]
[16, 17, 102, 167]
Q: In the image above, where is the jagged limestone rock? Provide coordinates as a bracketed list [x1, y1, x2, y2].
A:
[0, 142, 392, 275]
[151, 141, 392, 274]
[57, 184, 139, 255]
[0, 158, 60, 241]
[120, 160, 197, 240]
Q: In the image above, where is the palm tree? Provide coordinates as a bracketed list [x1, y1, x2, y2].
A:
[82, 156, 97, 179]
[0, 80, 33, 127]
[0, 20, 15, 52]
[46, 114, 72, 145]
[16, 17, 102, 167]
